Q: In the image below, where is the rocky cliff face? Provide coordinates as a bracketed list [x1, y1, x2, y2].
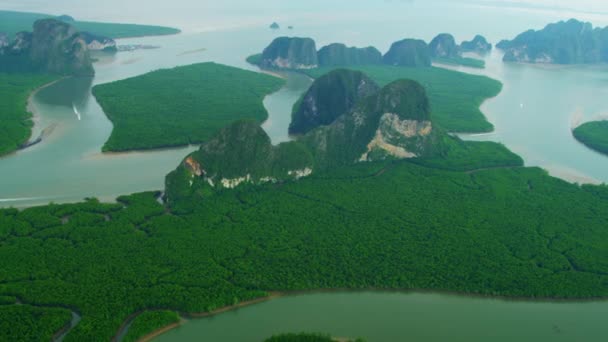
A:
[290, 69, 380, 135]
[383, 39, 431, 67]
[429, 33, 459, 58]
[498, 19, 608, 64]
[0, 19, 94, 75]
[167, 120, 314, 196]
[302, 79, 437, 168]
[261, 37, 318, 69]
[317, 43, 382, 66]
[80, 32, 117, 52]
[460, 35, 492, 54]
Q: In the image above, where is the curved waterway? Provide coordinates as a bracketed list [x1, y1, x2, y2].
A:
[154, 292, 608, 342]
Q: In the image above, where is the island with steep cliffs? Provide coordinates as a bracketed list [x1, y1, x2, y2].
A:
[260, 37, 319, 69]
[498, 18, 608, 64]
[460, 35, 492, 54]
[289, 69, 380, 135]
[0, 19, 94, 75]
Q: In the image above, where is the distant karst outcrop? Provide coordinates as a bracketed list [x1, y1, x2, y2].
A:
[80, 31, 117, 52]
[460, 35, 492, 54]
[498, 19, 608, 64]
[0, 18, 94, 75]
[383, 39, 432, 67]
[270, 22, 280, 30]
[429, 33, 459, 58]
[260, 37, 318, 69]
[317, 43, 383, 66]
[0, 33, 8, 48]
[290, 69, 380, 135]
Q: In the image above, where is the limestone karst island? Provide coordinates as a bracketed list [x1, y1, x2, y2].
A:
[1, 2, 608, 342]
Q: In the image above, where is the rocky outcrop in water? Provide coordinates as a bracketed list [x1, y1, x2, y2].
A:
[460, 35, 492, 54]
[270, 22, 280, 30]
[0, 19, 94, 75]
[383, 39, 431, 67]
[290, 69, 380, 135]
[498, 19, 608, 64]
[80, 32, 117, 52]
[318, 43, 382, 66]
[0, 33, 8, 48]
[260, 37, 318, 69]
[429, 33, 459, 58]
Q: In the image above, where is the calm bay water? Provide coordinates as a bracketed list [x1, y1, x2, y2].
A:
[1, 1, 608, 340]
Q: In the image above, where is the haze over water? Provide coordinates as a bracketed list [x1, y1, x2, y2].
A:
[1, 0, 607, 206]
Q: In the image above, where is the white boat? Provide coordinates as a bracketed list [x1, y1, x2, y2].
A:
[72, 103, 81, 121]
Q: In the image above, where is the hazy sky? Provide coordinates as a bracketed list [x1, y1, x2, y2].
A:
[2, 0, 608, 34]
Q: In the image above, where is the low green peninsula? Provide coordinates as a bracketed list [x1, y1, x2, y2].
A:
[573, 121, 608, 155]
[92, 62, 284, 151]
[0, 73, 58, 156]
[0, 10, 180, 39]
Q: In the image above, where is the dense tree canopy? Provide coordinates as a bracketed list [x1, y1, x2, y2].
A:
[93, 63, 285, 151]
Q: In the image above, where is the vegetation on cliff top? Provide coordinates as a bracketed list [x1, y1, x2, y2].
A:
[0, 10, 180, 39]
[303, 65, 499, 133]
[92, 62, 284, 151]
[573, 121, 608, 156]
[0, 73, 58, 156]
[290, 69, 380, 135]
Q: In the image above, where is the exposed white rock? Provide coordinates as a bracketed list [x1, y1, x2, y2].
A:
[288, 168, 313, 179]
[360, 113, 432, 161]
[270, 57, 317, 70]
[221, 174, 252, 189]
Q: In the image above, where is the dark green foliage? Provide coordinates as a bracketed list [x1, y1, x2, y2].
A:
[429, 33, 459, 58]
[383, 39, 431, 67]
[318, 43, 382, 67]
[460, 35, 492, 54]
[2, 158, 608, 340]
[123, 311, 180, 342]
[412, 135, 524, 171]
[499, 19, 608, 64]
[0, 10, 180, 39]
[433, 56, 485, 69]
[290, 69, 380, 134]
[0, 305, 72, 341]
[165, 120, 314, 209]
[92, 62, 285, 151]
[261, 37, 318, 69]
[303, 65, 500, 133]
[0, 73, 58, 156]
[573, 121, 608, 155]
[265, 332, 363, 342]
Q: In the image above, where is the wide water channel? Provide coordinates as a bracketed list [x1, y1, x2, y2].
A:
[1, 1, 608, 341]
[155, 292, 608, 342]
